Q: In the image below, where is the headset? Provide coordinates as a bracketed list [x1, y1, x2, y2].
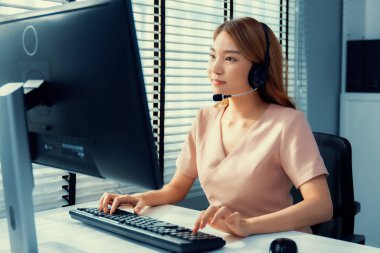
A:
[247, 22, 271, 89]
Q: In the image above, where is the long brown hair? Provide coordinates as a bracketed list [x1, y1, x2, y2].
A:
[214, 17, 296, 109]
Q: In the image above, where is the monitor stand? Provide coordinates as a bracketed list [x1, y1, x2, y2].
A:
[0, 82, 38, 253]
[0, 82, 79, 253]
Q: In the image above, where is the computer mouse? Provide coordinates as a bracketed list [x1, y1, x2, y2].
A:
[269, 238, 298, 253]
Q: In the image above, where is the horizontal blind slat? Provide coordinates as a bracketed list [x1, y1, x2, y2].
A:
[166, 0, 225, 11]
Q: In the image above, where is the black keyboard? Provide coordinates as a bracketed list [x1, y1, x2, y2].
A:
[69, 207, 226, 253]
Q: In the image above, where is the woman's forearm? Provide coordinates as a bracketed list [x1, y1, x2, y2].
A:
[132, 184, 187, 207]
[133, 169, 195, 207]
[245, 197, 333, 234]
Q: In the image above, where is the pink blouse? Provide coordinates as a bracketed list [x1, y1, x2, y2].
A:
[176, 103, 328, 233]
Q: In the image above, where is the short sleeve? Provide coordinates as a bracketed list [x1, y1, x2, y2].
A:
[175, 112, 199, 179]
[280, 111, 328, 188]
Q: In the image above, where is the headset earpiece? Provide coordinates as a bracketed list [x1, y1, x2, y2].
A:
[248, 23, 270, 89]
[248, 63, 266, 88]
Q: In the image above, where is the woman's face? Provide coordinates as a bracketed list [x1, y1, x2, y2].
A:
[207, 31, 253, 96]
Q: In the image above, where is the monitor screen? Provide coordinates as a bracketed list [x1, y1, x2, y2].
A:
[0, 0, 163, 190]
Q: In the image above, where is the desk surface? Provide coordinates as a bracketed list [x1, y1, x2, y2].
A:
[1, 202, 380, 253]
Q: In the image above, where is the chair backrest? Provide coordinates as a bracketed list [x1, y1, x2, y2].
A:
[291, 132, 356, 239]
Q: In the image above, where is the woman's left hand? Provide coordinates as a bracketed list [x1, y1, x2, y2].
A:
[192, 205, 251, 237]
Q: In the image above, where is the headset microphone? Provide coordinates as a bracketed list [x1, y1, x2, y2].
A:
[213, 94, 228, 101]
[212, 88, 257, 102]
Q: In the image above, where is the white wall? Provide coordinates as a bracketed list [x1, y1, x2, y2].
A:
[344, 0, 365, 39]
[340, 94, 380, 248]
[343, 0, 380, 40]
[365, 0, 380, 39]
[341, 0, 380, 248]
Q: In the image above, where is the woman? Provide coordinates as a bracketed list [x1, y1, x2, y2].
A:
[99, 17, 333, 237]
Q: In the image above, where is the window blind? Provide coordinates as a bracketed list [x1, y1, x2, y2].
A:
[294, 0, 307, 112]
[163, 0, 226, 200]
[0, 164, 68, 218]
[0, 0, 58, 16]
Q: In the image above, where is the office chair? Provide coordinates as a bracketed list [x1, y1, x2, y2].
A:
[291, 132, 365, 244]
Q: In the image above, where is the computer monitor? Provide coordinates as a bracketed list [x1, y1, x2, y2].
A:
[0, 0, 163, 189]
[0, 0, 163, 251]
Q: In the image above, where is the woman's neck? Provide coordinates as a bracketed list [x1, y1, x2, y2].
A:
[224, 92, 269, 122]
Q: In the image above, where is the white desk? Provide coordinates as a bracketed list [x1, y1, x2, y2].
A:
[1, 202, 380, 253]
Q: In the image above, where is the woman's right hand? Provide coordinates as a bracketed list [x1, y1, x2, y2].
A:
[98, 192, 146, 215]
